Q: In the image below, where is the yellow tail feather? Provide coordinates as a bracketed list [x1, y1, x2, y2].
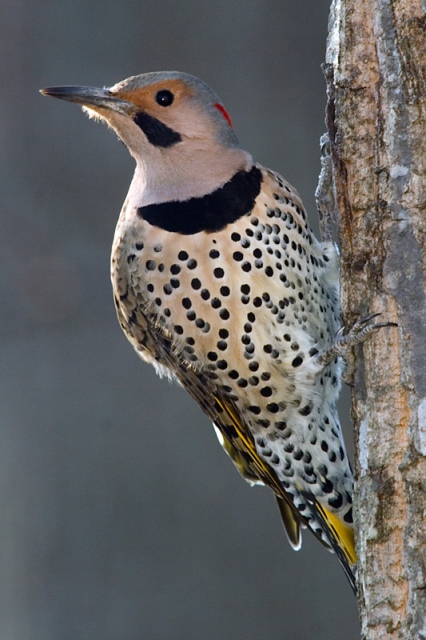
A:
[316, 502, 357, 566]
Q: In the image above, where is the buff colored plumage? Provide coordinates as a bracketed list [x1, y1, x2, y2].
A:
[42, 72, 390, 593]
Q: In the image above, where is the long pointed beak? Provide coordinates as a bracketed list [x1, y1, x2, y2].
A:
[40, 85, 133, 115]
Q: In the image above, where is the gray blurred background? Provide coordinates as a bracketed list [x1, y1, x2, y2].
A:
[1, 1, 359, 639]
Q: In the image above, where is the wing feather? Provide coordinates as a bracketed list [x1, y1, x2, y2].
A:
[135, 311, 357, 592]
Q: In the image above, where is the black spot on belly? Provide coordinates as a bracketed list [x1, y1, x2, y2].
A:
[320, 478, 334, 493]
[293, 448, 303, 460]
[201, 288, 211, 301]
[191, 278, 201, 290]
[266, 403, 279, 413]
[248, 405, 261, 415]
[299, 404, 312, 416]
[276, 421, 287, 431]
[258, 419, 270, 428]
[260, 386, 273, 397]
[328, 493, 343, 509]
[344, 508, 353, 523]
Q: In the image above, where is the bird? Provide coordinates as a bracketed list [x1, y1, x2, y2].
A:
[41, 71, 389, 593]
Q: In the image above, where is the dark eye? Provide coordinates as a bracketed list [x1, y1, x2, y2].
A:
[155, 89, 174, 107]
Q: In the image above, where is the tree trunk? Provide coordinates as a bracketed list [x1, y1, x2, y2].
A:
[322, 1, 426, 637]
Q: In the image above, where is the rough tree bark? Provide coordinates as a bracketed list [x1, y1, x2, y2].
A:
[319, 1, 426, 638]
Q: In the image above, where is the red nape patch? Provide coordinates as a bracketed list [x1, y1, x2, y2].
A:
[214, 103, 233, 128]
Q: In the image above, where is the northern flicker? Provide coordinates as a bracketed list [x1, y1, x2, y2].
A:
[41, 71, 391, 593]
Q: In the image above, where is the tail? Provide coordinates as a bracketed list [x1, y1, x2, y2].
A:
[306, 498, 357, 594]
[275, 494, 357, 594]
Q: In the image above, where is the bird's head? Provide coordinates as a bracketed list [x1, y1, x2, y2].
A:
[41, 72, 252, 204]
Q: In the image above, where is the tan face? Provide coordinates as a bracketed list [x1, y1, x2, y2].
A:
[110, 78, 232, 141]
[113, 79, 194, 114]
[41, 72, 248, 203]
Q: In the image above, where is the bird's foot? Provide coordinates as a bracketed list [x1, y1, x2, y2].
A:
[317, 313, 397, 383]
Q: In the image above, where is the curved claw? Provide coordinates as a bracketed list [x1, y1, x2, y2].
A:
[370, 321, 398, 329]
[341, 313, 397, 337]
[353, 312, 382, 328]
[335, 326, 346, 339]
[317, 312, 397, 369]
